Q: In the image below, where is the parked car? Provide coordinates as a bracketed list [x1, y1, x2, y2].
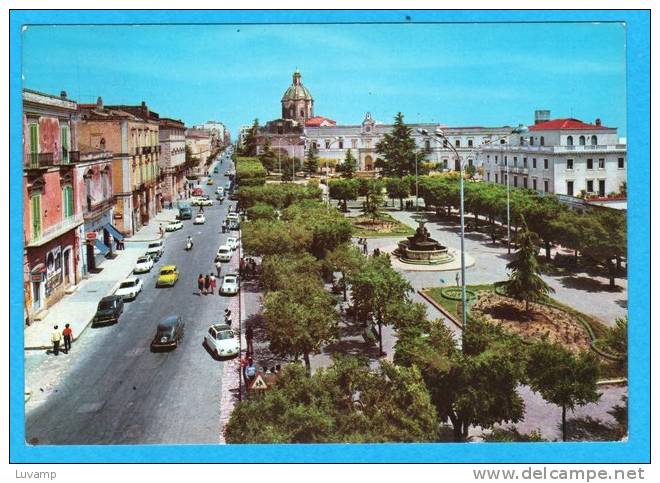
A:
[194, 213, 206, 225]
[192, 187, 204, 196]
[192, 197, 213, 207]
[146, 240, 165, 261]
[226, 236, 239, 250]
[151, 315, 185, 351]
[220, 274, 239, 295]
[157, 265, 179, 287]
[213, 167, 219, 174]
[216, 245, 232, 263]
[92, 295, 124, 326]
[115, 276, 143, 301]
[215, 186, 224, 196]
[166, 220, 183, 232]
[204, 324, 239, 358]
[133, 256, 154, 274]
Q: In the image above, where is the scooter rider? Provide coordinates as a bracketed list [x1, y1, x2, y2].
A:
[186, 235, 194, 250]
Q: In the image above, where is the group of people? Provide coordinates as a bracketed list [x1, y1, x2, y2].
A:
[197, 273, 219, 295]
[242, 357, 282, 382]
[239, 257, 258, 279]
[404, 200, 416, 210]
[50, 324, 73, 356]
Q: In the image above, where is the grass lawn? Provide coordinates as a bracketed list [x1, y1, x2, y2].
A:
[351, 212, 415, 238]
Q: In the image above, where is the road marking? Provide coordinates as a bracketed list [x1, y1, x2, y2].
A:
[77, 401, 104, 413]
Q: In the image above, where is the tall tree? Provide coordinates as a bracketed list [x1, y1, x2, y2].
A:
[505, 223, 554, 311]
[525, 340, 601, 441]
[361, 181, 384, 224]
[328, 179, 359, 212]
[258, 137, 277, 173]
[263, 275, 339, 373]
[304, 144, 319, 175]
[582, 209, 627, 288]
[385, 177, 411, 210]
[375, 112, 426, 177]
[241, 118, 260, 157]
[324, 243, 365, 301]
[394, 318, 526, 441]
[336, 148, 358, 178]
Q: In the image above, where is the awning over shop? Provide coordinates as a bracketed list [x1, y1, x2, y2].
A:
[105, 223, 124, 241]
[94, 238, 111, 255]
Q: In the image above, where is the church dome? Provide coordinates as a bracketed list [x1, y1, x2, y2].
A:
[281, 70, 313, 101]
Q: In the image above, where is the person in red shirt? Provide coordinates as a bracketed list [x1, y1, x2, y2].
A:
[62, 323, 73, 353]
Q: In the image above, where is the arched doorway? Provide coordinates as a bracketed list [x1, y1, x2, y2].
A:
[364, 155, 373, 171]
[63, 247, 73, 286]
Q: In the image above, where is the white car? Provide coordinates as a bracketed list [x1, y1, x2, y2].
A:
[133, 256, 154, 274]
[215, 186, 225, 196]
[216, 245, 232, 263]
[115, 277, 143, 301]
[226, 236, 239, 250]
[204, 324, 239, 358]
[220, 274, 239, 295]
[146, 240, 165, 261]
[194, 213, 206, 225]
[166, 220, 183, 232]
[192, 197, 213, 206]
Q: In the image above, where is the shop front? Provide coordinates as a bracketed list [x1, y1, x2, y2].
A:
[82, 209, 124, 272]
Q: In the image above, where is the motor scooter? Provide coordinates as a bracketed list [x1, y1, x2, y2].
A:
[185, 239, 193, 251]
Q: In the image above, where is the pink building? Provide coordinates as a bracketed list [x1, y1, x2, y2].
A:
[23, 89, 82, 321]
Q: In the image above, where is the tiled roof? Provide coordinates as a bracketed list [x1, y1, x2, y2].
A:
[305, 116, 336, 127]
[529, 118, 611, 131]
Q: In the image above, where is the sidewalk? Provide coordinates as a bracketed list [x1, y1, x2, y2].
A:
[24, 208, 178, 350]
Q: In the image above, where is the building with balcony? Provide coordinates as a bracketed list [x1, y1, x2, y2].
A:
[78, 98, 161, 235]
[159, 118, 187, 203]
[479, 111, 627, 197]
[185, 128, 212, 175]
[23, 89, 83, 319]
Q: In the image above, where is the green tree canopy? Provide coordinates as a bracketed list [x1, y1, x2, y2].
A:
[525, 340, 601, 441]
[260, 253, 322, 293]
[375, 112, 426, 177]
[224, 357, 439, 443]
[335, 149, 358, 178]
[328, 179, 359, 212]
[304, 144, 320, 175]
[246, 202, 278, 221]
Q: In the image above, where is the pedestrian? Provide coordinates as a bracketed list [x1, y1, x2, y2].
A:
[224, 308, 232, 324]
[115, 238, 121, 251]
[159, 224, 164, 238]
[455, 272, 460, 287]
[363, 240, 368, 255]
[246, 324, 254, 356]
[204, 274, 211, 295]
[197, 273, 205, 295]
[249, 258, 257, 278]
[215, 260, 222, 278]
[210, 273, 217, 295]
[51, 325, 62, 356]
[239, 257, 245, 277]
[62, 323, 73, 353]
[245, 358, 256, 380]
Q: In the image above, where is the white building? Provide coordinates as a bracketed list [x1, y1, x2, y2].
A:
[194, 120, 228, 147]
[305, 112, 513, 171]
[479, 112, 627, 197]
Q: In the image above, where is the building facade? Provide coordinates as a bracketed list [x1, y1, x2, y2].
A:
[479, 112, 627, 197]
[185, 128, 212, 174]
[23, 89, 83, 320]
[194, 120, 229, 149]
[78, 98, 161, 235]
[159, 118, 187, 203]
[255, 71, 512, 171]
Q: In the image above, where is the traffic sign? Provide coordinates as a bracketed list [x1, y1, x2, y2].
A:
[248, 374, 268, 391]
[86, 232, 97, 241]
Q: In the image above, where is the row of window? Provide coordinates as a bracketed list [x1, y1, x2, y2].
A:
[29, 186, 75, 241]
[489, 173, 550, 193]
[27, 122, 70, 166]
[566, 158, 625, 170]
[566, 180, 607, 197]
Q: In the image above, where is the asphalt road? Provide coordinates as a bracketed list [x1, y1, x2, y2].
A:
[25, 159, 240, 445]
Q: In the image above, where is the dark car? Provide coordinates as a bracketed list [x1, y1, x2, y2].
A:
[92, 295, 124, 326]
[151, 315, 185, 351]
[213, 167, 219, 174]
[178, 206, 193, 220]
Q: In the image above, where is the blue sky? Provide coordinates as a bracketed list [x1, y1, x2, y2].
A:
[22, 22, 626, 137]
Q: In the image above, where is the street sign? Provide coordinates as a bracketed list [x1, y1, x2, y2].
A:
[248, 374, 269, 391]
[30, 272, 45, 282]
[86, 232, 97, 241]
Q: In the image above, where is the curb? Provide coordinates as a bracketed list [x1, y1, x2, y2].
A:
[24, 254, 142, 351]
[596, 378, 628, 386]
[418, 288, 464, 330]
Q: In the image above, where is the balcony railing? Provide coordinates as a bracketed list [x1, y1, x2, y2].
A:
[28, 152, 54, 168]
[28, 213, 84, 247]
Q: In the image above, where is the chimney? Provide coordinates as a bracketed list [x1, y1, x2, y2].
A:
[595, 118, 601, 126]
[141, 100, 149, 119]
[60, 90, 67, 99]
[96, 96, 103, 110]
[534, 109, 550, 125]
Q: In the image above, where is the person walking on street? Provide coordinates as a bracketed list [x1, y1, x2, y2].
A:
[198, 274, 205, 295]
[455, 272, 460, 287]
[209, 273, 217, 295]
[62, 323, 73, 353]
[246, 324, 254, 356]
[224, 308, 232, 325]
[159, 224, 164, 238]
[204, 274, 211, 295]
[215, 260, 222, 278]
[51, 325, 62, 356]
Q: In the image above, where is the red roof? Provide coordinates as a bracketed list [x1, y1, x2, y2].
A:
[529, 118, 611, 131]
[305, 116, 336, 127]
